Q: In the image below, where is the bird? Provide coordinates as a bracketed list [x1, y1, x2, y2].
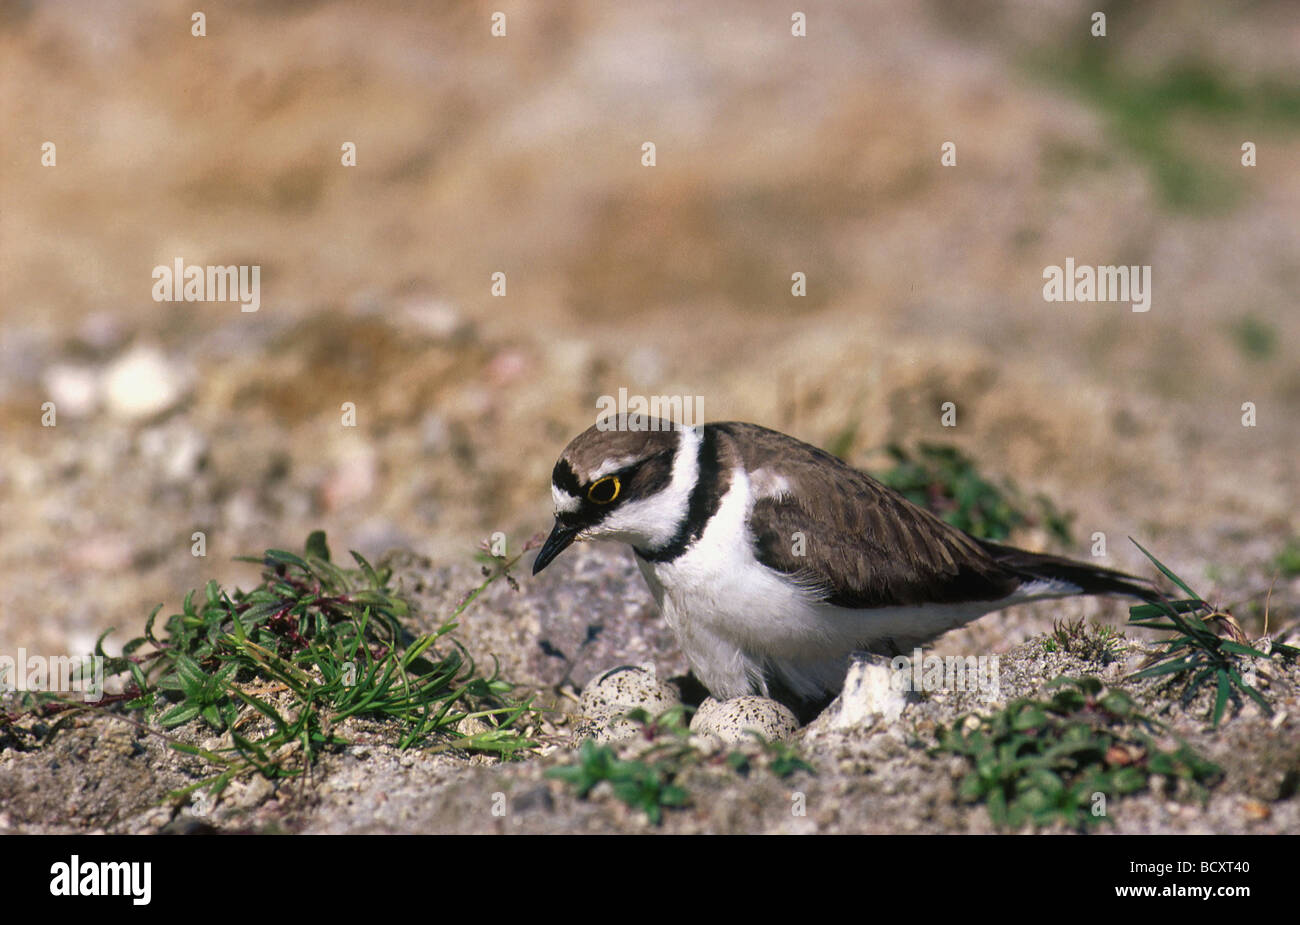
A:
[532, 416, 1156, 719]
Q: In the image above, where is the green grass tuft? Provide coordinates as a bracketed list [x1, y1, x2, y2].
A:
[1043, 617, 1125, 664]
[936, 677, 1220, 832]
[1126, 540, 1298, 728]
[51, 531, 539, 801]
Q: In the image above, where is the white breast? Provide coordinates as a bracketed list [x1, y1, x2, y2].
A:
[635, 465, 828, 698]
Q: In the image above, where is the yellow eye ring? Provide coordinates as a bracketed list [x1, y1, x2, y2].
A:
[588, 476, 620, 504]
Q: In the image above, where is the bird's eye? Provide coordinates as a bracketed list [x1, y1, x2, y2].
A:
[587, 476, 620, 504]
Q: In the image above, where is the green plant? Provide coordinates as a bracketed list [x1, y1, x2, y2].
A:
[936, 677, 1220, 831]
[1229, 316, 1277, 361]
[547, 706, 815, 824]
[24, 531, 537, 801]
[1044, 617, 1125, 664]
[729, 731, 816, 779]
[1273, 537, 1300, 579]
[546, 738, 690, 825]
[1126, 540, 1298, 728]
[1034, 46, 1300, 212]
[872, 443, 1074, 545]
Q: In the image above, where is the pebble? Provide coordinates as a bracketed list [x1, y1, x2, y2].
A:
[1242, 798, 1271, 821]
[397, 299, 463, 339]
[138, 424, 207, 482]
[319, 446, 378, 511]
[103, 344, 189, 420]
[77, 311, 127, 352]
[43, 364, 100, 418]
[828, 654, 912, 729]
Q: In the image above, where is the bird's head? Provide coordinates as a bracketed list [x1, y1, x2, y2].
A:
[532, 416, 701, 574]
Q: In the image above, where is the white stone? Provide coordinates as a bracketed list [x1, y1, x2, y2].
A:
[103, 344, 188, 420]
[831, 654, 911, 729]
[139, 424, 207, 482]
[43, 364, 100, 418]
[398, 299, 462, 338]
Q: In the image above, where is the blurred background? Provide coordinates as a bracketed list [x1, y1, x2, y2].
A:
[1, 0, 1297, 659]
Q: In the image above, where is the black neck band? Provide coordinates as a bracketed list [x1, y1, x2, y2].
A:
[635, 426, 725, 563]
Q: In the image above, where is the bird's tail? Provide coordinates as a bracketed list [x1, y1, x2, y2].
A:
[979, 539, 1162, 602]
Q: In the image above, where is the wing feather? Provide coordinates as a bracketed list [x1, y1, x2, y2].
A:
[715, 422, 1021, 609]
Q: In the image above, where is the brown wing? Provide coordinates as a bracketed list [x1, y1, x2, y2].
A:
[714, 422, 1021, 608]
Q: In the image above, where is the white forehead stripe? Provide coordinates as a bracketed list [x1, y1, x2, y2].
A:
[552, 484, 581, 513]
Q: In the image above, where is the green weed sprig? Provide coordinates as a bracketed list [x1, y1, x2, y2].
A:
[937, 677, 1220, 831]
[17, 531, 538, 803]
[1126, 540, 1298, 727]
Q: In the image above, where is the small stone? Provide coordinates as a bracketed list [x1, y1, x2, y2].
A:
[421, 412, 449, 452]
[77, 311, 127, 351]
[226, 775, 274, 809]
[397, 299, 463, 339]
[103, 344, 189, 421]
[457, 716, 491, 737]
[486, 348, 530, 386]
[512, 785, 555, 814]
[138, 424, 207, 482]
[319, 446, 377, 511]
[43, 364, 100, 418]
[689, 695, 798, 745]
[624, 345, 664, 383]
[68, 533, 133, 572]
[825, 654, 912, 729]
[1242, 798, 1271, 821]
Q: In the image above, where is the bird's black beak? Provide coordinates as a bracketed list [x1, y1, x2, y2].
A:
[532, 520, 580, 575]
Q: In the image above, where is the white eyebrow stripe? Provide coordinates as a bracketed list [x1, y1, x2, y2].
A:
[552, 485, 581, 513]
[588, 454, 640, 480]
